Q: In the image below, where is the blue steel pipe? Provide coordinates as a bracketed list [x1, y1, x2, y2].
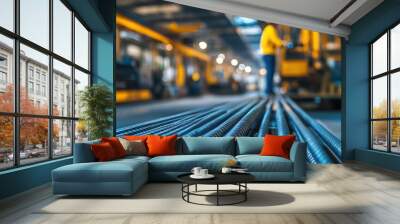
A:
[275, 98, 290, 136]
[143, 112, 209, 136]
[288, 120, 317, 164]
[187, 101, 250, 136]
[176, 110, 227, 136]
[226, 99, 267, 136]
[122, 111, 208, 136]
[258, 100, 273, 137]
[155, 108, 226, 136]
[116, 106, 218, 136]
[285, 97, 342, 159]
[204, 100, 258, 137]
[118, 102, 237, 136]
[280, 97, 333, 164]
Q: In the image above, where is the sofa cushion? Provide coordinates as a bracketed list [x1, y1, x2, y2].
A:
[236, 137, 264, 155]
[53, 157, 148, 183]
[260, 135, 296, 159]
[91, 142, 118, 162]
[73, 140, 100, 163]
[149, 154, 235, 172]
[118, 138, 147, 156]
[179, 137, 235, 155]
[236, 155, 293, 172]
[147, 135, 177, 157]
[101, 137, 127, 158]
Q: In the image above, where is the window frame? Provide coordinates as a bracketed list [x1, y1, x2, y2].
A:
[370, 20, 400, 154]
[0, 0, 92, 171]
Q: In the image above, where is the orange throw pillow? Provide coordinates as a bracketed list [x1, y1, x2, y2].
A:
[91, 142, 117, 162]
[260, 135, 296, 159]
[146, 135, 177, 157]
[101, 137, 126, 158]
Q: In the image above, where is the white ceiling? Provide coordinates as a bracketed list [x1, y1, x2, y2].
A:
[165, 0, 384, 37]
[227, 0, 352, 23]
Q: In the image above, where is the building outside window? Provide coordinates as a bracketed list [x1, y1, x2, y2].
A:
[0, 0, 91, 170]
[0, 54, 7, 91]
[28, 66, 34, 80]
[370, 22, 400, 154]
[28, 81, 34, 94]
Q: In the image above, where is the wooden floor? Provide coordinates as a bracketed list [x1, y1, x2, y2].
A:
[1, 163, 400, 224]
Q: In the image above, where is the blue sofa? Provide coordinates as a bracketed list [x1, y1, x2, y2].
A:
[52, 137, 306, 196]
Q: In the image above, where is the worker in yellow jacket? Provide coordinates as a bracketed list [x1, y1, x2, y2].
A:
[260, 23, 285, 95]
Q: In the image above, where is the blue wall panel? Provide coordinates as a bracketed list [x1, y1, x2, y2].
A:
[0, 158, 72, 199]
[344, 0, 400, 171]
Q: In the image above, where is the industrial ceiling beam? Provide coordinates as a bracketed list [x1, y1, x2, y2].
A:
[329, 0, 382, 27]
[165, 0, 351, 37]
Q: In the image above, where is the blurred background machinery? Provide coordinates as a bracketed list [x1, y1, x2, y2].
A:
[115, 0, 342, 110]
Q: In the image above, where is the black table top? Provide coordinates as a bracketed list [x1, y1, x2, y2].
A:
[177, 172, 255, 185]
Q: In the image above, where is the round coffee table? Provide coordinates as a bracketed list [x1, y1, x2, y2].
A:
[177, 173, 255, 206]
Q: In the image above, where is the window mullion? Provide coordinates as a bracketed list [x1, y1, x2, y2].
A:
[71, 10, 76, 155]
[388, 30, 391, 152]
[48, 0, 54, 160]
[13, 0, 21, 167]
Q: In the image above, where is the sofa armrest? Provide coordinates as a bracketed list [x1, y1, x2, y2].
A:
[74, 142, 97, 163]
[289, 142, 307, 182]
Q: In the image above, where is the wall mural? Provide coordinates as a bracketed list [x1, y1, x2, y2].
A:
[115, 0, 342, 164]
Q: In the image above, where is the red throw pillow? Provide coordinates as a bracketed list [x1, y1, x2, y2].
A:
[146, 135, 177, 157]
[91, 142, 117, 162]
[124, 135, 148, 142]
[260, 135, 296, 159]
[101, 137, 126, 158]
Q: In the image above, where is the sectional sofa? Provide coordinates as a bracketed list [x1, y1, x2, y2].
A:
[52, 137, 306, 196]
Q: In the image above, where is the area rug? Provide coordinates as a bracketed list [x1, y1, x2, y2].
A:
[37, 183, 362, 214]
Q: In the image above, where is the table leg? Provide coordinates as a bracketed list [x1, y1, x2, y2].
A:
[217, 184, 219, 206]
[187, 184, 190, 202]
[245, 183, 247, 201]
[195, 184, 198, 192]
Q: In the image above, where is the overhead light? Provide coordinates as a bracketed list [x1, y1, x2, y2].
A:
[238, 64, 245, 70]
[231, 59, 238, 66]
[165, 44, 173, 51]
[217, 53, 225, 59]
[259, 68, 267, 76]
[134, 4, 181, 15]
[245, 66, 252, 73]
[198, 41, 207, 50]
[216, 57, 224, 64]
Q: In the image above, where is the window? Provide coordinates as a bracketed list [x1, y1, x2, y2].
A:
[74, 17, 90, 70]
[0, 116, 13, 170]
[0, 0, 91, 170]
[0, 35, 13, 113]
[53, 0, 72, 60]
[28, 67, 34, 80]
[0, 71, 6, 84]
[0, 53, 8, 90]
[28, 81, 34, 94]
[370, 23, 400, 153]
[0, 0, 14, 32]
[53, 119, 72, 158]
[20, 0, 49, 48]
[53, 59, 72, 117]
[36, 84, 40, 95]
[42, 85, 46, 97]
[0, 55, 7, 67]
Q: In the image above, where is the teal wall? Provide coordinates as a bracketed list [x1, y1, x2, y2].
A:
[344, 0, 400, 170]
[0, 0, 116, 200]
[0, 158, 72, 199]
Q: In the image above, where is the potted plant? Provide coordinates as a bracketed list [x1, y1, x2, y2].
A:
[79, 84, 113, 140]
